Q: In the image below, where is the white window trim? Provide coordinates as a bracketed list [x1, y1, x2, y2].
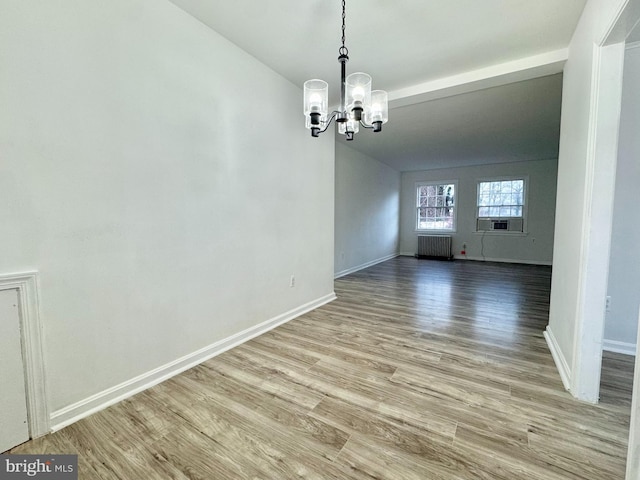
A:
[415, 180, 458, 233]
[475, 175, 529, 234]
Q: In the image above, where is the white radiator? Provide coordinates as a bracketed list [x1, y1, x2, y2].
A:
[417, 235, 452, 259]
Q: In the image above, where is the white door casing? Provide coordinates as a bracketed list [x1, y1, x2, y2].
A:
[0, 288, 29, 452]
[0, 272, 49, 445]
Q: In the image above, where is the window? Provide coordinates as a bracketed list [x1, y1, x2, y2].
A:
[477, 179, 524, 218]
[416, 182, 456, 231]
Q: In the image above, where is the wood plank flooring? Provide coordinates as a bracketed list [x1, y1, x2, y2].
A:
[8, 257, 634, 479]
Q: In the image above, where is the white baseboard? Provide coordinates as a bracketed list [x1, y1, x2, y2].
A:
[544, 326, 571, 391]
[603, 339, 637, 356]
[453, 255, 552, 266]
[400, 253, 551, 266]
[335, 253, 399, 279]
[50, 292, 336, 432]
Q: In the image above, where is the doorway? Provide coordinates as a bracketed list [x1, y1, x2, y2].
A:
[0, 272, 49, 451]
[0, 288, 29, 452]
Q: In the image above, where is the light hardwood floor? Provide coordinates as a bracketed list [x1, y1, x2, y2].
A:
[9, 257, 634, 479]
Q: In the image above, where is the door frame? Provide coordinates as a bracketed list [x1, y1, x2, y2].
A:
[570, 0, 640, 401]
[573, 0, 640, 477]
[0, 272, 49, 440]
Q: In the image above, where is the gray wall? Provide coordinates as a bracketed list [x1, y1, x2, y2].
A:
[399, 159, 558, 264]
[334, 143, 400, 277]
[0, 0, 335, 417]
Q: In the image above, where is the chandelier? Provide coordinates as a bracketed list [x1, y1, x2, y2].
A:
[303, 0, 388, 140]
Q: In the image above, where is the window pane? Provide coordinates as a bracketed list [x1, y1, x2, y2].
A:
[417, 188, 426, 207]
[446, 189, 454, 206]
[445, 185, 454, 201]
[417, 208, 426, 229]
[475, 178, 524, 224]
[417, 183, 456, 230]
[513, 180, 523, 193]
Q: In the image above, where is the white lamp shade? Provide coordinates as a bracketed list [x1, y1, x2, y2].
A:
[369, 90, 389, 124]
[345, 72, 371, 115]
[303, 79, 329, 120]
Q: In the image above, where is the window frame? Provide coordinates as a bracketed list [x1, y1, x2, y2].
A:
[415, 180, 458, 233]
[475, 175, 529, 234]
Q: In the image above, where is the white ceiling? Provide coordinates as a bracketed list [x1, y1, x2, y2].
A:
[168, 0, 587, 171]
[342, 73, 563, 171]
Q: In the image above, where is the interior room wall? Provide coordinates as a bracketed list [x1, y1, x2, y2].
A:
[546, 0, 630, 400]
[604, 43, 640, 355]
[334, 143, 400, 277]
[399, 159, 558, 265]
[0, 0, 335, 424]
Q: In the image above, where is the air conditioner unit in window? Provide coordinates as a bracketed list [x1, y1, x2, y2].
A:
[476, 218, 523, 232]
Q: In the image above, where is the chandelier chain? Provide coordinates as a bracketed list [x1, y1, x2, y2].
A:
[339, 0, 348, 57]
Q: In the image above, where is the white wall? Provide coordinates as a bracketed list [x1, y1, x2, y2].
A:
[399, 159, 557, 264]
[605, 43, 640, 353]
[546, 0, 630, 401]
[546, 3, 597, 376]
[334, 143, 400, 277]
[0, 0, 334, 422]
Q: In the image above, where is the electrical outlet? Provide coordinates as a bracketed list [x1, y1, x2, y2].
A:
[290, 275, 295, 288]
[606, 296, 611, 312]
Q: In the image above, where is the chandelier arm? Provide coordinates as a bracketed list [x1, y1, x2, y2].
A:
[360, 119, 384, 133]
[316, 111, 342, 135]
